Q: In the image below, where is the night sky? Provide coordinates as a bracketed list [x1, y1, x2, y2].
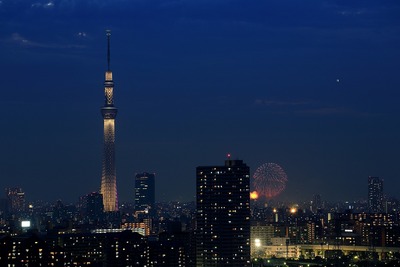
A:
[1, 0, 400, 204]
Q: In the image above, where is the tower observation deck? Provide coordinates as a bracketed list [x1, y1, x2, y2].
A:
[100, 30, 118, 212]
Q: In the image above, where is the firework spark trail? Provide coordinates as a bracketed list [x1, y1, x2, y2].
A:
[252, 163, 288, 199]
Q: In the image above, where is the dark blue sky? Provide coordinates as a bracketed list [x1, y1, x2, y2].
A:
[1, 0, 400, 203]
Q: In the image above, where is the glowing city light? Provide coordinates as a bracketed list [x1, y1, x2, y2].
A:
[250, 191, 259, 200]
[21, 221, 31, 228]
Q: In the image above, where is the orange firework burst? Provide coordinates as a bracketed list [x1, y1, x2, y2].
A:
[252, 163, 288, 199]
[250, 191, 259, 200]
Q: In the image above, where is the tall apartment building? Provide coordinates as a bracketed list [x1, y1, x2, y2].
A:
[134, 172, 155, 212]
[368, 176, 383, 213]
[196, 158, 250, 267]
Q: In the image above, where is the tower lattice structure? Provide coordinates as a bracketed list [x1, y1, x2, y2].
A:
[100, 30, 118, 212]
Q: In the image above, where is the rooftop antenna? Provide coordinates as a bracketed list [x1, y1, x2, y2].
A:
[106, 30, 111, 71]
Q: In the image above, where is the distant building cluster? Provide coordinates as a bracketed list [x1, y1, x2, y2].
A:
[249, 176, 400, 263]
[1, 170, 400, 265]
[0, 186, 196, 266]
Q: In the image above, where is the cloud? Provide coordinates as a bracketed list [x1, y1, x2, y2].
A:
[298, 107, 374, 118]
[77, 32, 88, 38]
[7, 33, 85, 49]
[31, 1, 54, 9]
[254, 98, 373, 117]
[255, 99, 311, 107]
[299, 107, 352, 115]
[1, 0, 399, 33]
[338, 9, 367, 16]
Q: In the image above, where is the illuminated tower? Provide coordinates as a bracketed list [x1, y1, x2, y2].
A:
[100, 30, 118, 212]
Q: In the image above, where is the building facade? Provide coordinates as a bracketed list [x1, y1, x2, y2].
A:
[5, 188, 25, 214]
[80, 192, 105, 226]
[134, 172, 155, 212]
[265, 237, 300, 259]
[250, 224, 275, 257]
[368, 176, 383, 213]
[196, 158, 251, 267]
[100, 30, 119, 212]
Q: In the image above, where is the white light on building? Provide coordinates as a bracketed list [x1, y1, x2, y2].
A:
[21, 221, 31, 228]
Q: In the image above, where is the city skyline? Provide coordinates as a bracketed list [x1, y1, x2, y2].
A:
[1, 0, 400, 203]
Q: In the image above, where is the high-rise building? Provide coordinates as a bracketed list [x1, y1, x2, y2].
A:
[134, 172, 155, 212]
[100, 30, 118, 212]
[368, 176, 383, 213]
[5, 187, 25, 214]
[310, 194, 322, 213]
[196, 157, 251, 267]
[80, 192, 104, 225]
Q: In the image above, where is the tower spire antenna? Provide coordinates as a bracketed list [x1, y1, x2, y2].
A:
[106, 30, 111, 71]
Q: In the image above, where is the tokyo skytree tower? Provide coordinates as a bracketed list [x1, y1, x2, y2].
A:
[100, 30, 118, 212]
